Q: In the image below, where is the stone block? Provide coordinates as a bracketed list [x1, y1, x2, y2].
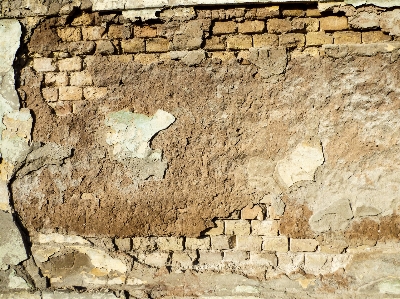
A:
[203, 220, 224, 235]
[253, 34, 279, 47]
[71, 12, 95, 26]
[108, 25, 132, 39]
[57, 27, 82, 42]
[249, 252, 277, 267]
[237, 50, 251, 65]
[134, 26, 158, 38]
[134, 53, 159, 64]
[334, 31, 361, 44]
[185, 236, 210, 250]
[303, 253, 329, 275]
[211, 51, 236, 62]
[204, 36, 226, 50]
[82, 26, 106, 40]
[171, 251, 196, 268]
[44, 72, 68, 86]
[320, 16, 348, 31]
[66, 41, 96, 55]
[42, 87, 58, 102]
[83, 87, 108, 101]
[268, 19, 292, 34]
[33, 58, 56, 72]
[144, 252, 169, 268]
[306, 32, 333, 46]
[213, 21, 237, 35]
[198, 250, 223, 265]
[276, 252, 304, 273]
[256, 6, 280, 18]
[238, 21, 265, 34]
[58, 86, 83, 101]
[95, 40, 115, 55]
[226, 35, 252, 50]
[282, 9, 305, 17]
[292, 18, 319, 32]
[251, 220, 279, 236]
[58, 57, 82, 72]
[211, 235, 235, 250]
[223, 250, 248, 262]
[131, 237, 156, 252]
[279, 33, 305, 48]
[262, 236, 288, 252]
[121, 38, 145, 53]
[146, 38, 169, 52]
[241, 204, 264, 220]
[70, 71, 93, 86]
[306, 9, 321, 17]
[115, 238, 131, 251]
[225, 220, 251, 235]
[380, 10, 400, 36]
[362, 31, 391, 44]
[290, 238, 319, 252]
[156, 237, 184, 251]
[349, 12, 379, 29]
[236, 235, 262, 251]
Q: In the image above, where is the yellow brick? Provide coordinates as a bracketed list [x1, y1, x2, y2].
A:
[134, 26, 157, 38]
[57, 27, 81, 42]
[108, 25, 132, 39]
[121, 38, 145, 53]
[280, 33, 305, 48]
[211, 51, 236, 62]
[82, 26, 106, 41]
[306, 32, 333, 46]
[226, 35, 252, 50]
[59, 86, 82, 101]
[292, 18, 319, 32]
[134, 53, 159, 64]
[146, 38, 169, 52]
[58, 57, 82, 72]
[204, 36, 226, 51]
[306, 9, 322, 17]
[256, 6, 280, 18]
[282, 9, 305, 17]
[362, 31, 392, 43]
[71, 12, 94, 26]
[45, 72, 68, 86]
[267, 19, 292, 34]
[320, 16, 348, 31]
[253, 34, 279, 47]
[238, 20, 265, 34]
[83, 87, 108, 101]
[42, 87, 58, 102]
[333, 31, 361, 44]
[213, 21, 237, 35]
[70, 71, 93, 87]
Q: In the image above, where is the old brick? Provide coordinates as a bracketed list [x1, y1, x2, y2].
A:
[198, 251, 223, 265]
[83, 87, 108, 101]
[238, 20, 265, 34]
[241, 204, 264, 220]
[223, 250, 248, 262]
[33, 58, 56, 72]
[280, 33, 305, 48]
[58, 57, 82, 72]
[108, 25, 132, 39]
[70, 71, 93, 87]
[156, 237, 184, 251]
[42, 87, 58, 102]
[306, 32, 333, 46]
[303, 253, 329, 275]
[225, 220, 250, 235]
[144, 252, 168, 268]
[57, 27, 81, 42]
[134, 54, 159, 64]
[204, 220, 224, 235]
[171, 251, 196, 268]
[121, 38, 145, 53]
[185, 237, 210, 250]
[290, 238, 319, 252]
[334, 31, 361, 44]
[204, 36, 226, 50]
[276, 252, 304, 273]
[82, 26, 106, 40]
[45, 72, 68, 86]
[59, 86, 82, 101]
[226, 35, 252, 50]
[251, 220, 279, 236]
[253, 34, 279, 47]
[211, 51, 236, 62]
[262, 236, 288, 252]
[236, 236, 262, 251]
[249, 252, 277, 267]
[213, 21, 237, 35]
[292, 18, 319, 32]
[306, 9, 321, 17]
[131, 237, 156, 252]
[380, 10, 400, 36]
[71, 12, 94, 26]
[282, 9, 305, 17]
[96, 40, 115, 55]
[211, 235, 235, 250]
[115, 238, 132, 251]
[134, 26, 158, 38]
[320, 16, 348, 31]
[349, 11, 379, 29]
[362, 31, 391, 43]
[256, 6, 280, 18]
[237, 50, 251, 65]
[66, 41, 96, 55]
[146, 38, 169, 52]
[268, 19, 292, 34]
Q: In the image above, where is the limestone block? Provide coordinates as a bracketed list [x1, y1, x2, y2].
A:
[134, 26, 158, 38]
[0, 211, 27, 269]
[238, 21, 265, 34]
[132, 237, 157, 251]
[320, 16, 349, 31]
[211, 235, 235, 250]
[115, 238, 132, 251]
[66, 41, 96, 56]
[59, 86, 83, 101]
[198, 250, 223, 265]
[47, 101, 72, 116]
[223, 250, 248, 262]
[249, 252, 277, 267]
[82, 26, 107, 41]
[45, 72, 68, 86]
[211, 51, 236, 62]
[292, 18, 319, 32]
[306, 32, 333, 46]
[380, 10, 400, 36]
[213, 21, 237, 35]
[226, 35, 252, 50]
[134, 53, 159, 64]
[251, 220, 279, 236]
[0, 292, 40, 299]
[256, 6, 280, 18]
[95, 40, 115, 55]
[204, 220, 224, 235]
[225, 220, 251, 235]
[171, 20, 207, 51]
[0, 181, 10, 211]
[34, 233, 89, 245]
[185, 236, 210, 250]
[181, 50, 206, 66]
[83, 87, 108, 101]
[275, 140, 324, 188]
[279, 33, 305, 48]
[146, 38, 169, 52]
[267, 19, 292, 34]
[204, 36, 226, 50]
[290, 239, 319, 252]
[262, 236, 288, 252]
[144, 252, 169, 267]
[303, 253, 329, 275]
[171, 251, 197, 268]
[334, 31, 362, 44]
[121, 38, 145, 53]
[156, 237, 184, 251]
[58, 57, 82, 72]
[71, 12, 95, 26]
[276, 252, 304, 273]
[306, 9, 321, 17]
[57, 28, 82, 42]
[70, 72, 93, 87]
[253, 34, 279, 48]
[241, 204, 263, 220]
[235, 236, 262, 251]
[33, 58, 56, 72]
[282, 9, 305, 17]
[108, 25, 132, 39]
[349, 11, 379, 29]
[362, 31, 391, 43]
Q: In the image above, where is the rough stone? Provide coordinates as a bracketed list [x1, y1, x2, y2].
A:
[156, 237, 184, 251]
[58, 57, 82, 72]
[320, 16, 349, 31]
[235, 235, 262, 251]
[45, 72, 68, 87]
[267, 19, 292, 34]
[204, 220, 224, 235]
[181, 50, 206, 66]
[121, 38, 145, 53]
[251, 220, 279, 236]
[241, 204, 263, 220]
[225, 220, 251, 235]
[58, 86, 83, 101]
[211, 235, 235, 250]
[33, 58, 56, 72]
[306, 32, 333, 46]
[290, 238, 319, 252]
[108, 25, 132, 39]
[262, 236, 288, 252]
[146, 38, 169, 52]
[349, 11, 379, 29]
[185, 236, 210, 250]
[253, 34, 279, 47]
[226, 35, 252, 50]
[70, 71, 93, 87]
[82, 26, 107, 41]
[57, 28, 82, 42]
[334, 31, 362, 44]
[42, 291, 119, 299]
[362, 31, 391, 43]
[380, 10, 400, 36]
[238, 20, 265, 34]
[213, 21, 237, 35]
[279, 33, 306, 48]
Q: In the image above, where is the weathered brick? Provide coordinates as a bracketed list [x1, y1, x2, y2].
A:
[71, 12, 94, 26]
[238, 20, 265, 34]
[267, 19, 292, 34]
[303, 253, 329, 275]
[198, 250, 223, 265]
[225, 220, 251, 235]
[241, 204, 264, 220]
[236, 236, 262, 251]
[256, 6, 280, 18]
[45, 72, 68, 86]
[320, 16, 348, 31]
[280, 33, 305, 48]
[290, 238, 319, 252]
[362, 31, 391, 43]
[82, 26, 106, 40]
[58, 57, 82, 72]
[121, 38, 145, 53]
[213, 21, 237, 35]
[306, 9, 321, 17]
[144, 252, 169, 268]
[59, 86, 83, 101]
[134, 26, 158, 38]
[42, 87, 58, 102]
[226, 35, 252, 50]
[108, 25, 132, 39]
[292, 18, 319, 32]
[333, 31, 361, 44]
[204, 220, 224, 235]
[349, 11, 379, 29]
[249, 252, 277, 267]
[131, 237, 156, 251]
[171, 251, 196, 268]
[276, 252, 304, 273]
[251, 220, 279, 236]
[224, 250, 248, 262]
[380, 10, 400, 36]
[253, 34, 279, 47]
[134, 53, 159, 64]
[282, 9, 305, 17]
[262, 236, 288, 252]
[66, 41, 96, 55]
[211, 51, 236, 62]
[115, 238, 132, 251]
[185, 237, 210, 250]
[70, 71, 93, 87]
[83, 87, 108, 101]
[33, 58, 56, 72]
[146, 38, 169, 52]
[156, 237, 184, 251]
[211, 235, 235, 250]
[237, 50, 251, 65]
[204, 36, 226, 50]
[96, 40, 115, 55]
[306, 32, 333, 46]
[57, 27, 82, 42]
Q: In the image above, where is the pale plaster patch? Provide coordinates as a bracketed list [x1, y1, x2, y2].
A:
[34, 233, 90, 245]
